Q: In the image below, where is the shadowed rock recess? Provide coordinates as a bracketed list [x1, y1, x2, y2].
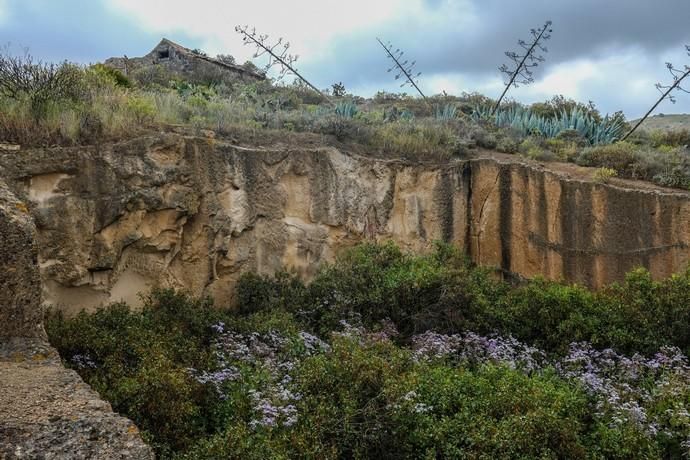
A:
[0, 176, 153, 459]
[1, 133, 689, 314]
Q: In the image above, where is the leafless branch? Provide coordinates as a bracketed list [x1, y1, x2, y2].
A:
[621, 45, 690, 141]
[492, 20, 553, 115]
[0, 45, 82, 118]
[376, 38, 426, 100]
[235, 26, 330, 103]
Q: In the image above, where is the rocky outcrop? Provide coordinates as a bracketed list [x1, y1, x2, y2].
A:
[0, 177, 44, 344]
[0, 175, 153, 458]
[0, 356, 154, 459]
[0, 134, 688, 314]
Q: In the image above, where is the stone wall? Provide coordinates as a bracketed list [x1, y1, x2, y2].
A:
[0, 134, 688, 314]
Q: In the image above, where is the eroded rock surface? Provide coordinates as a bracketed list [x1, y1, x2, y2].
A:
[0, 177, 44, 344]
[0, 176, 152, 459]
[0, 356, 153, 460]
[0, 134, 688, 314]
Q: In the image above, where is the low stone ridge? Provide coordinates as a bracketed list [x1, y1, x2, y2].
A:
[1, 134, 688, 315]
[0, 355, 153, 460]
[0, 177, 153, 459]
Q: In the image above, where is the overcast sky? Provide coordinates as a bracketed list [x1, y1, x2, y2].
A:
[2, 0, 690, 118]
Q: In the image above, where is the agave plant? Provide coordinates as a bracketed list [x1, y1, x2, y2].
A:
[334, 101, 358, 119]
[434, 103, 457, 121]
[400, 109, 415, 121]
[472, 104, 625, 145]
[553, 107, 626, 145]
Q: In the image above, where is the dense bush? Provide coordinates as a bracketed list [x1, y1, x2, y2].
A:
[47, 242, 690, 458]
[47, 290, 223, 456]
[239, 242, 690, 357]
[577, 142, 690, 188]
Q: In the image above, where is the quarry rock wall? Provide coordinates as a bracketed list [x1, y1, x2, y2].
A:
[1, 134, 688, 314]
[0, 175, 45, 342]
[0, 174, 152, 458]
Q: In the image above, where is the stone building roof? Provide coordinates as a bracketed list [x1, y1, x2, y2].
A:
[105, 38, 265, 82]
[152, 38, 265, 80]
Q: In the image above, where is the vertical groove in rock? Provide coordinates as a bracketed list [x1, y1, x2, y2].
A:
[498, 164, 513, 274]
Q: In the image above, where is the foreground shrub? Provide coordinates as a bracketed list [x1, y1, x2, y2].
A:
[46, 290, 222, 455]
[46, 243, 690, 458]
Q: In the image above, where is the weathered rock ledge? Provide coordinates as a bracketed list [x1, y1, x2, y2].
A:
[0, 134, 688, 314]
[0, 176, 152, 459]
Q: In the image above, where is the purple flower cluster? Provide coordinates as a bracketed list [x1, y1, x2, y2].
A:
[557, 342, 690, 440]
[190, 367, 240, 399]
[191, 322, 334, 429]
[70, 353, 97, 369]
[412, 331, 545, 372]
[400, 391, 433, 414]
[410, 331, 690, 449]
[335, 318, 399, 344]
[299, 331, 330, 354]
[193, 319, 690, 449]
[248, 387, 299, 429]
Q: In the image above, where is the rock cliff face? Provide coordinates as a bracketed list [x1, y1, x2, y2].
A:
[0, 176, 44, 343]
[0, 175, 153, 458]
[1, 134, 688, 314]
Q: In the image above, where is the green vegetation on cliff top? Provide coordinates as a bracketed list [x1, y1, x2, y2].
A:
[2, 48, 690, 190]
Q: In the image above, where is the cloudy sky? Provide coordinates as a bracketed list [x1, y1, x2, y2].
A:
[2, 0, 690, 118]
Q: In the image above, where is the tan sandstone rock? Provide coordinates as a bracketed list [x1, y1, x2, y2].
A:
[0, 134, 688, 315]
[0, 175, 153, 459]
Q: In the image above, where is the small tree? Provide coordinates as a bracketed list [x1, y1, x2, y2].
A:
[0, 46, 82, 118]
[216, 54, 236, 65]
[492, 20, 553, 115]
[376, 38, 426, 100]
[621, 45, 690, 141]
[235, 25, 330, 103]
[331, 81, 346, 97]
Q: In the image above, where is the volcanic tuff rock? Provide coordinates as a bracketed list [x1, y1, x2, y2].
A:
[0, 175, 153, 459]
[0, 133, 689, 314]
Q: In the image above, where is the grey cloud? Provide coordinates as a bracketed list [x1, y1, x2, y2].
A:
[303, 0, 690, 98]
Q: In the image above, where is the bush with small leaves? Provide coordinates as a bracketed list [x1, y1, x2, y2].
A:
[593, 167, 617, 183]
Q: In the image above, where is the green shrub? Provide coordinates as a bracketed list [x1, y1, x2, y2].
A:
[389, 365, 594, 458]
[576, 142, 641, 176]
[648, 128, 690, 148]
[369, 119, 469, 159]
[236, 271, 306, 316]
[530, 95, 602, 122]
[519, 137, 557, 161]
[126, 96, 156, 124]
[291, 242, 502, 337]
[545, 137, 580, 161]
[46, 290, 223, 455]
[577, 143, 690, 189]
[492, 280, 603, 355]
[89, 63, 132, 88]
[593, 166, 617, 183]
[177, 337, 619, 460]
